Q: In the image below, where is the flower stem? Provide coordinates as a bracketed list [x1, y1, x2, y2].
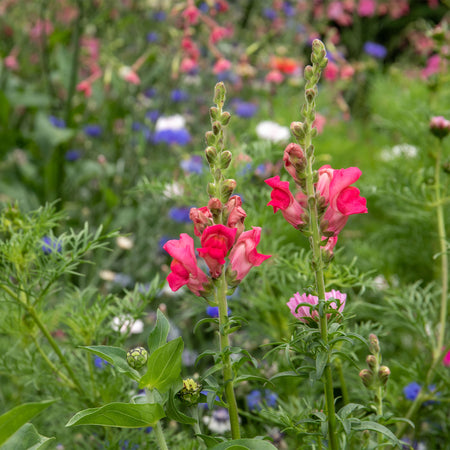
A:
[217, 273, 241, 439]
[304, 132, 338, 450]
[145, 389, 169, 450]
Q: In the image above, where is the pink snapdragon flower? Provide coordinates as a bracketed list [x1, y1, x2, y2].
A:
[163, 233, 209, 296]
[265, 70, 284, 84]
[197, 224, 237, 278]
[119, 66, 140, 85]
[316, 165, 368, 236]
[225, 196, 247, 238]
[180, 57, 198, 74]
[265, 176, 305, 228]
[287, 290, 346, 323]
[190, 206, 214, 237]
[323, 61, 339, 82]
[182, 4, 200, 25]
[283, 143, 306, 183]
[213, 58, 232, 74]
[358, 0, 376, 17]
[228, 227, 271, 282]
[210, 26, 229, 44]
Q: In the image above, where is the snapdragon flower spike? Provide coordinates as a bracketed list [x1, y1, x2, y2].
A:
[227, 227, 271, 284]
[265, 176, 305, 228]
[287, 289, 346, 323]
[197, 224, 237, 278]
[163, 234, 209, 296]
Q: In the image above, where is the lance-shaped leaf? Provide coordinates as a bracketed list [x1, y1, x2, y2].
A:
[210, 438, 278, 449]
[0, 399, 56, 445]
[80, 346, 140, 381]
[139, 337, 184, 393]
[1, 423, 55, 450]
[66, 402, 165, 428]
[147, 309, 170, 355]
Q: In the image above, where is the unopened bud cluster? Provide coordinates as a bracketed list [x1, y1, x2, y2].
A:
[205, 82, 237, 206]
[126, 346, 148, 370]
[177, 378, 202, 405]
[359, 334, 390, 390]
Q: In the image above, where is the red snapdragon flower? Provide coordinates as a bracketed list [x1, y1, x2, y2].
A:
[163, 234, 209, 296]
[228, 227, 271, 282]
[197, 224, 237, 278]
[265, 176, 305, 228]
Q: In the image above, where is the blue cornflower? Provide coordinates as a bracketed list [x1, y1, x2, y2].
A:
[153, 11, 166, 21]
[199, 2, 209, 12]
[146, 31, 159, 43]
[283, 2, 295, 16]
[153, 128, 191, 145]
[206, 306, 231, 318]
[83, 124, 102, 138]
[363, 42, 387, 59]
[144, 88, 157, 98]
[132, 122, 142, 131]
[141, 127, 152, 142]
[263, 8, 277, 20]
[42, 236, 62, 255]
[146, 110, 160, 122]
[171, 89, 189, 102]
[403, 382, 421, 401]
[65, 149, 81, 162]
[168, 206, 191, 223]
[234, 100, 258, 119]
[94, 356, 109, 370]
[247, 389, 278, 410]
[49, 116, 66, 128]
[158, 235, 171, 250]
[180, 155, 203, 174]
[264, 390, 278, 408]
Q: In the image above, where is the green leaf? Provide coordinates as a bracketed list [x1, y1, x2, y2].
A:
[234, 374, 273, 387]
[0, 423, 55, 450]
[338, 403, 365, 420]
[315, 351, 328, 380]
[32, 113, 75, 153]
[210, 439, 278, 449]
[140, 337, 184, 393]
[165, 389, 197, 425]
[352, 421, 402, 447]
[147, 309, 170, 354]
[269, 371, 299, 382]
[0, 400, 56, 446]
[196, 434, 224, 448]
[80, 346, 140, 382]
[66, 402, 165, 428]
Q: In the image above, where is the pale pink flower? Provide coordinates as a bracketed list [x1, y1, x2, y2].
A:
[190, 206, 214, 237]
[340, 64, 355, 80]
[76, 80, 92, 97]
[323, 61, 339, 81]
[213, 58, 232, 74]
[119, 66, 140, 85]
[265, 70, 284, 84]
[180, 57, 198, 74]
[4, 54, 19, 71]
[313, 113, 326, 134]
[287, 290, 346, 323]
[358, 0, 376, 17]
[225, 196, 247, 239]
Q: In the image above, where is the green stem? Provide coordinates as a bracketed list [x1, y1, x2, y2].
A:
[304, 131, 338, 450]
[435, 139, 448, 354]
[337, 361, 349, 406]
[217, 273, 241, 439]
[145, 389, 169, 450]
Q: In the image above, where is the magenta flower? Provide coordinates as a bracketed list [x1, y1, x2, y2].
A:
[190, 206, 214, 237]
[265, 176, 305, 228]
[287, 290, 346, 323]
[228, 227, 271, 282]
[225, 196, 247, 239]
[163, 234, 209, 296]
[316, 165, 368, 236]
[197, 224, 237, 278]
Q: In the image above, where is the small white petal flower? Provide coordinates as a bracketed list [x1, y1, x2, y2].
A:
[256, 120, 290, 142]
[117, 236, 133, 250]
[111, 315, 144, 335]
[155, 114, 186, 131]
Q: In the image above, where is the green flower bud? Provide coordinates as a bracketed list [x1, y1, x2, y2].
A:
[291, 121, 305, 139]
[177, 378, 202, 405]
[378, 365, 391, 386]
[210, 107, 220, 121]
[359, 368, 374, 388]
[205, 131, 216, 146]
[205, 146, 217, 165]
[220, 111, 231, 126]
[212, 121, 222, 136]
[127, 347, 148, 370]
[369, 334, 380, 354]
[221, 178, 236, 203]
[366, 355, 378, 371]
[214, 82, 226, 108]
[218, 150, 232, 170]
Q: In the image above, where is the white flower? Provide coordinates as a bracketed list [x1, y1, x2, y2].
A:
[163, 181, 184, 199]
[203, 408, 231, 434]
[111, 315, 144, 335]
[117, 236, 133, 250]
[256, 120, 290, 142]
[379, 143, 418, 161]
[155, 114, 186, 131]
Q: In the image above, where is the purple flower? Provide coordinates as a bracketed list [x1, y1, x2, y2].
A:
[153, 128, 191, 145]
[206, 306, 231, 318]
[363, 42, 387, 59]
[403, 382, 421, 401]
[65, 149, 81, 161]
[94, 356, 109, 370]
[146, 110, 160, 122]
[283, 2, 295, 16]
[180, 155, 203, 174]
[263, 8, 277, 20]
[144, 88, 157, 98]
[234, 100, 258, 118]
[42, 236, 62, 254]
[49, 116, 66, 128]
[199, 2, 209, 12]
[83, 124, 102, 138]
[171, 89, 189, 102]
[153, 11, 166, 21]
[146, 32, 159, 43]
[168, 206, 191, 223]
[247, 389, 278, 410]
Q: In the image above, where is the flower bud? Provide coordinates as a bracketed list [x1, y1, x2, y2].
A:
[210, 107, 220, 121]
[177, 378, 202, 405]
[303, 65, 314, 80]
[207, 182, 216, 197]
[290, 121, 305, 139]
[220, 111, 231, 126]
[369, 334, 380, 354]
[221, 179, 236, 203]
[359, 369, 374, 388]
[283, 143, 306, 182]
[214, 82, 226, 108]
[212, 121, 222, 136]
[218, 150, 232, 170]
[305, 88, 317, 104]
[205, 146, 217, 165]
[378, 365, 391, 386]
[430, 116, 450, 139]
[366, 355, 378, 371]
[208, 197, 223, 218]
[205, 131, 216, 146]
[311, 39, 327, 65]
[127, 347, 148, 370]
